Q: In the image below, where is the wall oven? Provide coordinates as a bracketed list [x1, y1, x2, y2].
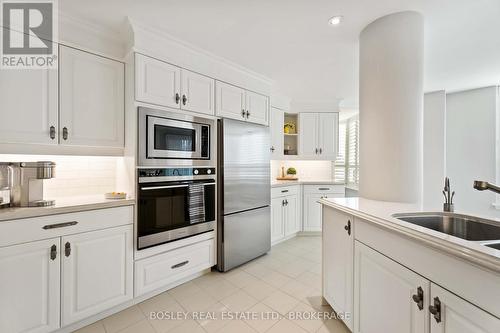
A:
[139, 107, 216, 167]
[137, 167, 216, 250]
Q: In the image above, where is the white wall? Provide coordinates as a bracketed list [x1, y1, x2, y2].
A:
[0, 155, 123, 198]
[423, 91, 446, 209]
[270, 160, 334, 181]
[446, 87, 499, 216]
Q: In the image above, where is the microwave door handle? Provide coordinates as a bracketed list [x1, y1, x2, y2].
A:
[196, 125, 203, 158]
[141, 184, 190, 190]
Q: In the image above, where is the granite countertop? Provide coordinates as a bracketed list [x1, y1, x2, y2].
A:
[319, 197, 500, 272]
[0, 195, 135, 222]
[271, 180, 345, 188]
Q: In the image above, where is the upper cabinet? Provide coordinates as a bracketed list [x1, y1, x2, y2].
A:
[298, 112, 339, 160]
[135, 54, 215, 116]
[0, 67, 58, 145]
[60, 46, 125, 148]
[270, 107, 284, 157]
[216, 81, 269, 125]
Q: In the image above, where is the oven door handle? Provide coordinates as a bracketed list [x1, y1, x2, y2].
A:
[141, 184, 189, 190]
[201, 182, 216, 186]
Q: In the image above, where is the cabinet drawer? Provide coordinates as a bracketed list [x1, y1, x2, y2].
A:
[0, 206, 134, 247]
[303, 184, 344, 194]
[135, 238, 215, 297]
[271, 185, 299, 198]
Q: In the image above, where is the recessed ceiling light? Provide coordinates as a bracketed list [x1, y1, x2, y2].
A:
[328, 16, 343, 26]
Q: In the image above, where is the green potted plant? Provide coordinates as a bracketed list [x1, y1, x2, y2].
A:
[286, 167, 297, 177]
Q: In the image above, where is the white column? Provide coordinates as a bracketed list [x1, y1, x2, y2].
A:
[359, 11, 424, 203]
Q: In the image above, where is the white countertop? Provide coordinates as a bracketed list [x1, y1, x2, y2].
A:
[0, 195, 135, 222]
[271, 180, 345, 188]
[319, 197, 500, 272]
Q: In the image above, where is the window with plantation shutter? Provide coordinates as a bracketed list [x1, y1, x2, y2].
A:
[334, 115, 359, 185]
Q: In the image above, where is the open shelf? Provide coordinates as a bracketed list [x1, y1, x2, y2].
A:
[283, 113, 298, 156]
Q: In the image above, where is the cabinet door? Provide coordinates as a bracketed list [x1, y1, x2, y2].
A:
[0, 238, 60, 333]
[430, 284, 500, 333]
[299, 113, 319, 157]
[180, 69, 215, 115]
[354, 241, 430, 333]
[270, 107, 284, 157]
[323, 208, 353, 330]
[284, 194, 300, 236]
[0, 66, 58, 145]
[60, 46, 125, 148]
[304, 193, 324, 231]
[135, 54, 181, 108]
[271, 197, 285, 243]
[61, 225, 133, 325]
[245, 91, 269, 125]
[216, 81, 246, 121]
[318, 113, 339, 159]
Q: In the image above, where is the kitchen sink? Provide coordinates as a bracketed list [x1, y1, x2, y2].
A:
[485, 242, 500, 250]
[392, 212, 500, 241]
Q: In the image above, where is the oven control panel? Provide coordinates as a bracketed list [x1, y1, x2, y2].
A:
[138, 168, 216, 178]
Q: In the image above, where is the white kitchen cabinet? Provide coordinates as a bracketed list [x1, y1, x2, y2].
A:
[429, 284, 500, 333]
[216, 81, 269, 125]
[0, 66, 58, 145]
[216, 81, 245, 120]
[245, 90, 269, 125]
[271, 186, 301, 244]
[180, 69, 215, 115]
[323, 208, 354, 330]
[299, 112, 339, 159]
[270, 107, 284, 158]
[135, 53, 181, 108]
[303, 185, 345, 232]
[61, 225, 133, 325]
[354, 241, 430, 333]
[60, 46, 125, 148]
[0, 238, 61, 333]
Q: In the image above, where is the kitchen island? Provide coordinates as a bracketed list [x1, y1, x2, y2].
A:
[319, 197, 500, 332]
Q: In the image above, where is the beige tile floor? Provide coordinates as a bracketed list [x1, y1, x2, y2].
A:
[75, 236, 350, 333]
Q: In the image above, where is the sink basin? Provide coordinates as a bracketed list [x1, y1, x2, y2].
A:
[392, 213, 500, 241]
[485, 242, 500, 250]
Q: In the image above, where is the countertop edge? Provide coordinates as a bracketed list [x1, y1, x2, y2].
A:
[271, 181, 345, 188]
[0, 199, 136, 222]
[319, 198, 500, 274]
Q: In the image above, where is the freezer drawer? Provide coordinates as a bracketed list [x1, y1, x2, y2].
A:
[219, 206, 270, 271]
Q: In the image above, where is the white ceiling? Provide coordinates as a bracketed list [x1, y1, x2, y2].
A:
[61, 0, 500, 108]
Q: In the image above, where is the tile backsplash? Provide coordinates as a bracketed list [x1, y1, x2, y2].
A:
[271, 160, 334, 180]
[0, 155, 122, 198]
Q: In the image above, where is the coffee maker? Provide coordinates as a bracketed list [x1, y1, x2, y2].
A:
[7, 161, 57, 207]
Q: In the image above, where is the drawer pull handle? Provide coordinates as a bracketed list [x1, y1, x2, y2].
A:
[318, 188, 330, 191]
[43, 221, 78, 230]
[281, 190, 289, 193]
[50, 244, 57, 260]
[171, 260, 189, 269]
[65, 242, 71, 257]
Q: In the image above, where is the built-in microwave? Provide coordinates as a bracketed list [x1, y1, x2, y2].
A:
[138, 107, 216, 167]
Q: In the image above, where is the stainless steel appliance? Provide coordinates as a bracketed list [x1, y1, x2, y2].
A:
[217, 119, 271, 271]
[138, 107, 216, 167]
[0, 161, 56, 207]
[137, 167, 216, 249]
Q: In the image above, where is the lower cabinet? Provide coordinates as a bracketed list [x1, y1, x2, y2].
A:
[354, 241, 429, 333]
[271, 186, 300, 244]
[0, 223, 133, 333]
[0, 238, 61, 333]
[303, 185, 345, 232]
[62, 225, 133, 326]
[353, 240, 500, 333]
[323, 208, 354, 330]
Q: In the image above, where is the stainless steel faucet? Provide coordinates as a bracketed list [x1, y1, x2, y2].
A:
[473, 181, 500, 194]
[442, 177, 455, 212]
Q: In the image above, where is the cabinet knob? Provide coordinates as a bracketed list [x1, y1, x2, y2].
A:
[412, 286, 424, 310]
[242, 109, 246, 118]
[50, 244, 57, 260]
[49, 126, 56, 140]
[270, 146, 275, 152]
[344, 220, 351, 235]
[315, 148, 319, 154]
[62, 127, 68, 140]
[65, 242, 71, 257]
[246, 110, 250, 118]
[182, 94, 187, 105]
[175, 93, 180, 104]
[319, 148, 323, 154]
[428, 297, 441, 323]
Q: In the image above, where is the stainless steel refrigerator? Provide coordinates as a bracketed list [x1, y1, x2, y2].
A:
[217, 118, 271, 271]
